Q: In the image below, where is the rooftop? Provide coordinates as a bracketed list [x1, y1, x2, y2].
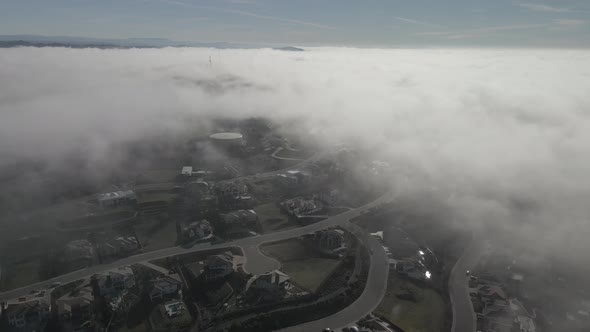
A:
[4, 300, 48, 318]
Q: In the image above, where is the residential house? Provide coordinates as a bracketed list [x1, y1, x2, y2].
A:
[280, 197, 324, 218]
[479, 285, 508, 303]
[316, 229, 345, 250]
[214, 181, 251, 208]
[3, 300, 50, 330]
[221, 210, 258, 227]
[97, 237, 139, 259]
[96, 266, 135, 298]
[204, 253, 236, 280]
[315, 229, 347, 256]
[97, 190, 137, 208]
[215, 182, 248, 200]
[149, 277, 181, 302]
[56, 285, 94, 322]
[245, 270, 290, 301]
[182, 219, 213, 241]
[180, 166, 193, 176]
[64, 240, 94, 262]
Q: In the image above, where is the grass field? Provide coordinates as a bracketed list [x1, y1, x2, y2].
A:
[261, 239, 310, 261]
[281, 258, 341, 292]
[375, 273, 446, 332]
[1, 259, 41, 291]
[254, 203, 295, 233]
[261, 239, 341, 292]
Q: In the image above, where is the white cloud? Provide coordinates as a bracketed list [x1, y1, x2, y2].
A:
[553, 18, 587, 26]
[394, 16, 444, 28]
[519, 3, 574, 13]
[416, 24, 547, 39]
[154, 0, 335, 30]
[1, 47, 590, 269]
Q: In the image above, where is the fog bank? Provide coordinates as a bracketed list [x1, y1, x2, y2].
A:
[1, 46, 590, 264]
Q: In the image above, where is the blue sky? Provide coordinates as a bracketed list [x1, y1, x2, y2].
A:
[1, 0, 589, 46]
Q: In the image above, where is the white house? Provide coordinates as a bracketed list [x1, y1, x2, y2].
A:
[149, 277, 181, 302]
[96, 266, 135, 297]
[181, 166, 193, 176]
[205, 253, 236, 280]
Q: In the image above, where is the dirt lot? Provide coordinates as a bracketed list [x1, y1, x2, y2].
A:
[254, 203, 296, 233]
[375, 273, 446, 332]
[134, 217, 178, 252]
[261, 238, 341, 292]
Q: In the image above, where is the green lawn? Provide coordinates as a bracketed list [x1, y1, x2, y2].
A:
[281, 258, 341, 292]
[2, 259, 41, 291]
[254, 203, 295, 233]
[261, 239, 310, 261]
[261, 239, 341, 292]
[375, 273, 447, 332]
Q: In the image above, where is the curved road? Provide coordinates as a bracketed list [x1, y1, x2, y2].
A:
[449, 232, 484, 332]
[280, 223, 389, 332]
[0, 192, 393, 311]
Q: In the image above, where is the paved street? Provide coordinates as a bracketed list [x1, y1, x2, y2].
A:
[449, 233, 484, 332]
[0, 192, 393, 304]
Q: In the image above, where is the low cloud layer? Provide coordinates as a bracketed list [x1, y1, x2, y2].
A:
[1, 46, 590, 265]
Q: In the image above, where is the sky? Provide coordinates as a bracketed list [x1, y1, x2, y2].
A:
[1, 0, 590, 46]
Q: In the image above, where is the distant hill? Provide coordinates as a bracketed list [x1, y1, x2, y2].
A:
[0, 35, 303, 50]
[0, 40, 130, 49]
[274, 46, 305, 52]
